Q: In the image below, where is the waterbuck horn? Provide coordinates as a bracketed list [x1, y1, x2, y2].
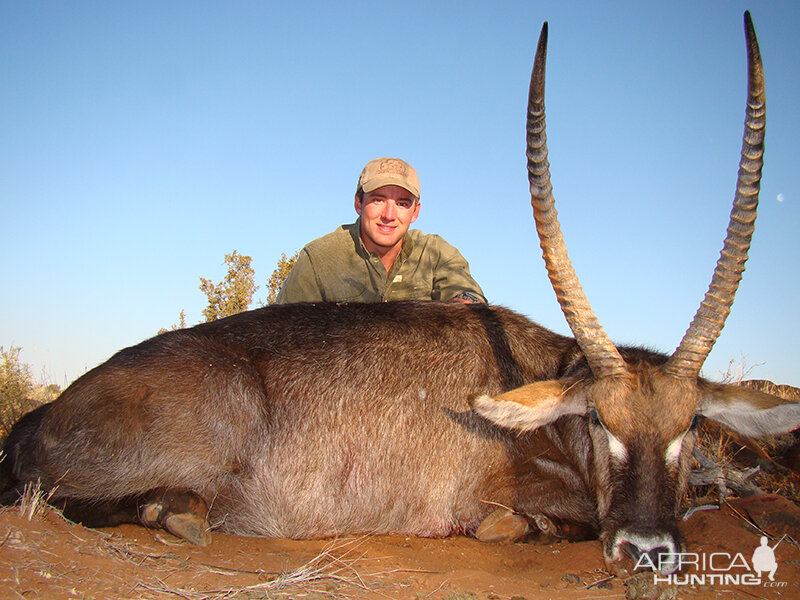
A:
[664, 11, 766, 379]
[526, 22, 628, 379]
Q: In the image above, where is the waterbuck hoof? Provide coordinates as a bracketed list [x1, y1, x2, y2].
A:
[531, 513, 557, 535]
[138, 489, 211, 545]
[475, 508, 529, 542]
[140, 499, 168, 527]
[164, 512, 212, 546]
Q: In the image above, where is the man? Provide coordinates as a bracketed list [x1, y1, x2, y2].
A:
[277, 157, 485, 304]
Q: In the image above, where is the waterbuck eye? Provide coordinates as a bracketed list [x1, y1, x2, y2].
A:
[587, 408, 626, 459]
[690, 414, 700, 430]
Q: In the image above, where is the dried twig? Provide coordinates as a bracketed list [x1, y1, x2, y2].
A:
[689, 448, 764, 498]
[479, 499, 517, 513]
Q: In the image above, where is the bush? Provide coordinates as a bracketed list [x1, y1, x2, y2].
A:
[0, 347, 59, 442]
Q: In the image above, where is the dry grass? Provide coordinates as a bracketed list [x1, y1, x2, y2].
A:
[689, 423, 795, 505]
[123, 536, 395, 600]
[754, 464, 800, 503]
[687, 378, 800, 507]
[16, 480, 57, 521]
[740, 378, 800, 402]
[0, 479, 395, 599]
[0, 500, 394, 600]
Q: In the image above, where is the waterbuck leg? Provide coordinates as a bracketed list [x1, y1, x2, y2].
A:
[56, 488, 211, 545]
[530, 513, 595, 542]
[0, 482, 30, 506]
[57, 496, 141, 527]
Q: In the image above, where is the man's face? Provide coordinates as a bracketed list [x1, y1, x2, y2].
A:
[355, 185, 420, 256]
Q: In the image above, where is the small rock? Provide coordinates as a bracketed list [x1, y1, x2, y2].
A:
[443, 592, 479, 600]
[561, 572, 581, 584]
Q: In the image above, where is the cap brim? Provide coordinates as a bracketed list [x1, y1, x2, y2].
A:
[361, 175, 420, 197]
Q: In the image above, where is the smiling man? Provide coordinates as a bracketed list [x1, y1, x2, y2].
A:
[277, 157, 485, 304]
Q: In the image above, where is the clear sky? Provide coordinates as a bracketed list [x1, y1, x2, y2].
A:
[2, 1, 798, 389]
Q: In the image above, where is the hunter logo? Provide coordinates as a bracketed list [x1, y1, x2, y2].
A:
[751, 536, 779, 581]
[635, 535, 787, 588]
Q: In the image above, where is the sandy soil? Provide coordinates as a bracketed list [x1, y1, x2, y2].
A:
[2, 496, 799, 600]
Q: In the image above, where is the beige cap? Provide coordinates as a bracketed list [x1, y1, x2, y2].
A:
[356, 157, 420, 198]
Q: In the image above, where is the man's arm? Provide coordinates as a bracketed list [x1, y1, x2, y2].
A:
[430, 238, 486, 304]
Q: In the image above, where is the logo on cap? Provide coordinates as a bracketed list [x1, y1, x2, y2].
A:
[377, 159, 408, 176]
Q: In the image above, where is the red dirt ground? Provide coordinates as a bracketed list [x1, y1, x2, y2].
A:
[2, 497, 798, 600]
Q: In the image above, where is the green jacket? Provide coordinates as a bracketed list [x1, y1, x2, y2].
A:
[277, 221, 485, 304]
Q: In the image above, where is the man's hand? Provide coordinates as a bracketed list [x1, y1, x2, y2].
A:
[450, 291, 484, 304]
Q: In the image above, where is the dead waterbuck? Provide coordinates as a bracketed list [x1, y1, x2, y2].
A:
[1, 11, 797, 575]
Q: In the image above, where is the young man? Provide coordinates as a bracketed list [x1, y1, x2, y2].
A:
[277, 157, 485, 304]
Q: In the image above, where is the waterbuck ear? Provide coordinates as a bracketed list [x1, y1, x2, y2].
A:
[471, 380, 588, 432]
[699, 383, 800, 437]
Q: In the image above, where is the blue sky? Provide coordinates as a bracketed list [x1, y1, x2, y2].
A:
[2, 1, 798, 389]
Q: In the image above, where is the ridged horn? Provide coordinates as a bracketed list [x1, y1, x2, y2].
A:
[664, 11, 766, 379]
[527, 22, 628, 379]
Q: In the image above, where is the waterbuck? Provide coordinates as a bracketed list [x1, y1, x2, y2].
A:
[1, 12, 797, 575]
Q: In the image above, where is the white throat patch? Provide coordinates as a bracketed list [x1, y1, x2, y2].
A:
[665, 433, 686, 465]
